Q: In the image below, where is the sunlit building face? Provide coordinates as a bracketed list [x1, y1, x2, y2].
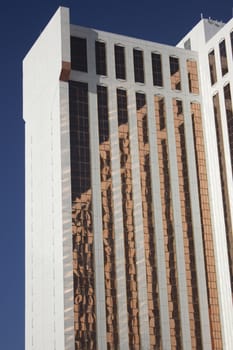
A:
[24, 7, 233, 350]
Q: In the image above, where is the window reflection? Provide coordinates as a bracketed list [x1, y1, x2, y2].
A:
[169, 56, 181, 90]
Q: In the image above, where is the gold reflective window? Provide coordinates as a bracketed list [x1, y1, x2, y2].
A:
[187, 59, 199, 94]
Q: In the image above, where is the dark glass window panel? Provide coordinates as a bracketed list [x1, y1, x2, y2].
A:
[151, 53, 163, 87]
[219, 40, 228, 76]
[97, 86, 109, 143]
[208, 50, 217, 85]
[169, 56, 181, 90]
[136, 92, 148, 144]
[115, 45, 126, 80]
[224, 83, 232, 101]
[70, 37, 88, 72]
[231, 32, 233, 57]
[177, 100, 183, 115]
[156, 96, 166, 130]
[174, 99, 183, 115]
[95, 41, 107, 76]
[69, 81, 91, 200]
[133, 49, 144, 83]
[136, 92, 146, 110]
[169, 56, 179, 75]
[224, 84, 233, 175]
[117, 89, 128, 125]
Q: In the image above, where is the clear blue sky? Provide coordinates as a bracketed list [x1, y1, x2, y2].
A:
[0, 1, 232, 349]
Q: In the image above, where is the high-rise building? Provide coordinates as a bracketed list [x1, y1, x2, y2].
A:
[23, 7, 233, 350]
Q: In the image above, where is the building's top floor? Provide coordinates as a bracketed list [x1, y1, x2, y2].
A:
[69, 21, 200, 93]
[23, 6, 201, 115]
[23, 6, 233, 122]
[24, 6, 233, 66]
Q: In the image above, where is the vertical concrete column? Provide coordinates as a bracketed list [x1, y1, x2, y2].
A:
[123, 42, 150, 348]
[127, 89, 150, 349]
[180, 92, 212, 349]
[143, 49, 171, 350]
[107, 80, 129, 350]
[147, 102, 172, 350]
[60, 81, 75, 350]
[224, 80, 233, 215]
[88, 36, 107, 350]
[209, 83, 233, 350]
[106, 39, 130, 349]
[165, 94, 192, 350]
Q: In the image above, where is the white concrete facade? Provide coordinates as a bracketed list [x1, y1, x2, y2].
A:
[24, 7, 233, 350]
[178, 19, 233, 349]
[23, 7, 74, 350]
[69, 23, 209, 348]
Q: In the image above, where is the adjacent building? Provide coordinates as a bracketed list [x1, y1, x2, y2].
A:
[23, 7, 233, 349]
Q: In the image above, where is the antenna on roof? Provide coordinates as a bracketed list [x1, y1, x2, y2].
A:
[201, 13, 203, 19]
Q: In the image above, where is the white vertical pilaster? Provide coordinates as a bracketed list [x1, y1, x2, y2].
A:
[60, 81, 75, 350]
[127, 89, 150, 349]
[108, 86, 129, 349]
[143, 49, 171, 350]
[124, 43, 150, 349]
[181, 93, 212, 349]
[88, 36, 107, 350]
[165, 93, 192, 350]
[208, 81, 233, 350]
[147, 99, 172, 350]
[24, 7, 72, 350]
[107, 42, 129, 350]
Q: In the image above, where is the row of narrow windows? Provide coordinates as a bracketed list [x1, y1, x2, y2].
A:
[71, 81, 199, 132]
[208, 32, 233, 85]
[70, 36, 199, 93]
